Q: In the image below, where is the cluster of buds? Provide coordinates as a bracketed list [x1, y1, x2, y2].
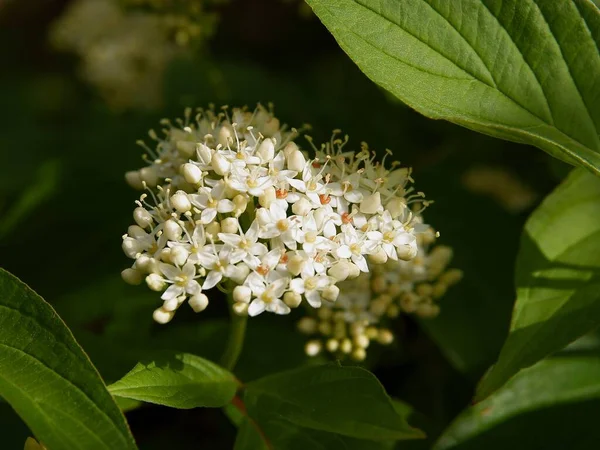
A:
[50, 0, 196, 110]
[298, 229, 463, 361]
[121, 104, 433, 325]
[122, 0, 221, 47]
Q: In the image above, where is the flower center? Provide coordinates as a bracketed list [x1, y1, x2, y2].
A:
[350, 243, 362, 255]
[305, 231, 317, 243]
[208, 198, 218, 208]
[240, 239, 251, 250]
[383, 231, 395, 242]
[256, 265, 269, 276]
[261, 290, 274, 303]
[175, 275, 188, 287]
[277, 219, 289, 231]
[307, 180, 318, 191]
[305, 277, 317, 290]
[276, 188, 288, 199]
[247, 178, 258, 188]
[319, 194, 331, 205]
[341, 212, 353, 224]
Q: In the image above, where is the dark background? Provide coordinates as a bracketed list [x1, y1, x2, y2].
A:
[0, 0, 567, 448]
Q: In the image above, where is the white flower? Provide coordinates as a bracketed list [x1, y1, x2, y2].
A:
[335, 225, 377, 272]
[257, 204, 301, 250]
[296, 213, 334, 255]
[190, 181, 235, 224]
[158, 262, 201, 301]
[196, 244, 244, 290]
[245, 270, 290, 316]
[218, 220, 267, 268]
[290, 270, 334, 308]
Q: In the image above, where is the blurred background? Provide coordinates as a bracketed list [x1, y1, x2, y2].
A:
[0, 0, 570, 447]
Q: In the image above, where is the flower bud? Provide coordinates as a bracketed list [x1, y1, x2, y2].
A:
[140, 166, 159, 187]
[153, 307, 175, 324]
[125, 170, 144, 189]
[257, 138, 275, 161]
[287, 149, 306, 172]
[397, 243, 417, 261]
[305, 340, 322, 357]
[347, 262, 360, 279]
[256, 208, 271, 226]
[377, 329, 394, 345]
[163, 297, 181, 312]
[353, 334, 370, 349]
[297, 317, 317, 334]
[230, 263, 250, 284]
[212, 152, 231, 176]
[360, 192, 382, 214]
[197, 143, 213, 165]
[205, 222, 220, 238]
[171, 246, 189, 266]
[135, 254, 157, 273]
[263, 117, 280, 136]
[217, 125, 232, 147]
[159, 247, 173, 264]
[351, 348, 366, 361]
[259, 186, 276, 208]
[283, 291, 302, 308]
[287, 254, 305, 276]
[221, 217, 239, 234]
[182, 163, 202, 184]
[368, 248, 388, 265]
[133, 207, 153, 228]
[326, 338, 339, 353]
[291, 197, 311, 216]
[122, 237, 141, 258]
[233, 285, 252, 304]
[322, 285, 340, 302]
[127, 225, 146, 238]
[171, 191, 192, 213]
[232, 194, 248, 216]
[146, 273, 165, 291]
[163, 219, 182, 241]
[328, 261, 350, 281]
[176, 140, 196, 157]
[232, 302, 249, 316]
[121, 268, 143, 285]
[189, 293, 209, 313]
[340, 338, 352, 354]
[283, 141, 298, 158]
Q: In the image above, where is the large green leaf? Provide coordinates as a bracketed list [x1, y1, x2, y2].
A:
[476, 169, 600, 399]
[305, 0, 600, 175]
[244, 364, 424, 442]
[0, 268, 136, 450]
[108, 353, 238, 409]
[435, 352, 600, 449]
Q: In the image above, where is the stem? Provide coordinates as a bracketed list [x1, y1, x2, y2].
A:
[220, 302, 248, 371]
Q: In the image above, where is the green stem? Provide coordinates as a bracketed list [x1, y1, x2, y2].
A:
[220, 302, 248, 371]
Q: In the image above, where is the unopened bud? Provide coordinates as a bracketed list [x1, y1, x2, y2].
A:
[233, 194, 248, 216]
[189, 293, 209, 313]
[351, 348, 366, 361]
[322, 285, 340, 302]
[171, 191, 192, 213]
[397, 243, 418, 261]
[133, 207, 153, 228]
[153, 307, 175, 324]
[140, 167, 159, 187]
[340, 338, 352, 354]
[283, 291, 302, 308]
[125, 170, 144, 190]
[368, 248, 388, 265]
[297, 317, 317, 334]
[205, 222, 220, 238]
[283, 141, 298, 157]
[182, 163, 202, 184]
[305, 340, 322, 357]
[259, 186, 276, 208]
[377, 329, 394, 345]
[233, 285, 252, 304]
[221, 217, 239, 234]
[121, 268, 143, 285]
[212, 152, 231, 176]
[232, 302, 249, 316]
[170, 246, 189, 266]
[146, 273, 165, 291]
[217, 125, 232, 147]
[292, 197, 311, 216]
[122, 237, 141, 258]
[163, 219, 182, 240]
[386, 197, 406, 219]
[197, 143, 213, 165]
[326, 338, 339, 353]
[287, 149, 306, 172]
[287, 254, 305, 276]
[176, 140, 196, 157]
[328, 261, 350, 281]
[257, 138, 275, 161]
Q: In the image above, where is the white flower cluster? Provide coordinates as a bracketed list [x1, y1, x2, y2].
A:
[298, 231, 463, 361]
[121, 105, 431, 324]
[50, 0, 182, 110]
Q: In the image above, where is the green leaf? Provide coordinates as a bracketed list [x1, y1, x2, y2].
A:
[305, 0, 600, 175]
[244, 364, 424, 442]
[108, 353, 238, 409]
[0, 268, 136, 450]
[476, 169, 600, 399]
[435, 352, 600, 449]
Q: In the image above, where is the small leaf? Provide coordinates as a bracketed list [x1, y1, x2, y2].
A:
[476, 169, 600, 399]
[108, 353, 238, 409]
[305, 0, 600, 175]
[0, 268, 137, 450]
[435, 352, 600, 449]
[244, 364, 424, 442]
